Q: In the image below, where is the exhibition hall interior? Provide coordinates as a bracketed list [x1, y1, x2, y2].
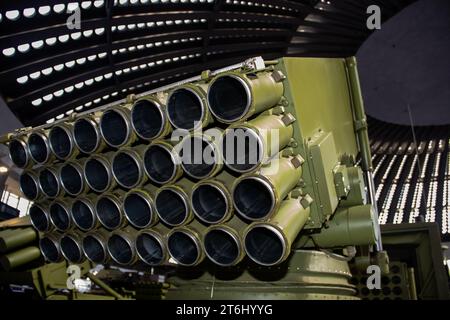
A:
[0, 0, 449, 301]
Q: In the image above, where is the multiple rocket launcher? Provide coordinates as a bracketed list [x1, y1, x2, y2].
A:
[6, 57, 378, 271]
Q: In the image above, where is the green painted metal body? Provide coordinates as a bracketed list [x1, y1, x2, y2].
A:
[0, 227, 37, 253]
[0, 246, 41, 271]
[166, 250, 357, 300]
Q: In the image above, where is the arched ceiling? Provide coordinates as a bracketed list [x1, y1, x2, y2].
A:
[0, 0, 416, 127]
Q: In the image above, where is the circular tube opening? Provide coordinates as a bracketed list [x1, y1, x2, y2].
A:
[204, 229, 239, 266]
[85, 158, 110, 192]
[9, 139, 28, 168]
[108, 234, 133, 265]
[155, 189, 188, 226]
[72, 200, 95, 231]
[29, 205, 50, 232]
[60, 235, 83, 263]
[192, 184, 228, 224]
[19, 172, 38, 200]
[112, 152, 141, 188]
[207, 75, 251, 122]
[100, 109, 129, 147]
[96, 196, 122, 230]
[233, 177, 274, 220]
[82, 235, 106, 263]
[74, 118, 99, 153]
[49, 126, 72, 159]
[180, 136, 217, 179]
[39, 237, 60, 263]
[244, 225, 285, 266]
[136, 232, 164, 265]
[49, 202, 71, 231]
[123, 192, 153, 228]
[39, 168, 59, 197]
[28, 133, 49, 163]
[167, 88, 204, 130]
[167, 231, 200, 266]
[60, 163, 83, 195]
[222, 127, 262, 172]
[131, 100, 164, 139]
[144, 144, 176, 184]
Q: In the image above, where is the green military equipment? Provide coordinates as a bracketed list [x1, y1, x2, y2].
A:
[155, 178, 196, 226]
[39, 233, 63, 263]
[38, 165, 64, 198]
[233, 155, 304, 221]
[19, 170, 41, 201]
[71, 194, 101, 231]
[178, 129, 223, 180]
[207, 70, 284, 123]
[222, 112, 295, 173]
[130, 93, 172, 141]
[83, 151, 117, 192]
[0, 246, 41, 271]
[60, 232, 85, 263]
[167, 83, 212, 131]
[123, 183, 159, 228]
[73, 113, 108, 154]
[112, 144, 148, 189]
[8, 136, 32, 168]
[82, 229, 110, 264]
[27, 129, 55, 164]
[0, 227, 37, 253]
[49, 199, 75, 232]
[191, 171, 237, 224]
[59, 158, 90, 196]
[204, 215, 248, 266]
[244, 195, 311, 266]
[95, 189, 128, 230]
[143, 139, 183, 185]
[107, 226, 139, 266]
[48, 122, 80, 161]
[136, 224, 170, 266]
[99, 103, 137, 148]
[29, 203, 53, 232]
[167, 220, 207, 267]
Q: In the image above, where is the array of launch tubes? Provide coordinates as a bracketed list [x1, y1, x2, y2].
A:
[8, 66, 313, 268]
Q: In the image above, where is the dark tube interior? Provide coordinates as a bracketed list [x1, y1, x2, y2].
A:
[9, 140, 28, 168]
[29, 205, 49, 232]
[108, 234, 133, 265]
[28, 133, 48, 163]
[233, 178, 273, 220]
[204, 229, 239, 266]
[96, 197, 121, 229]
[49, 126, 72, 159]
[144, 145, 176, 184]
[192, 184, 227, 223]
[112, 152, 140, 188]
[208, 76, 250, 122]
[72, 200, 95, 230]
[222, 128, 262, 172]
[167, 231, 199, 266]
[100, 110, 128, 146]
[124, 193, 152, 228]
[20, 172, 38, 200]
[136, 233, 164, 265]
[180, 137, 216, 178]
[39, 237, 60, 262]
[50, 202, 70, 231]
[155, 189, 187, 226]
[245, 226, 284, 265]
[39, 169, 59, 197]
[132, 100, 164, 139]
[60, 164, 83, 195]
[61, 236, 83, 263]
[83, 235, 106, 263]
[167, 88, 203, 130]
[74, 118, 98, 153]
[85, 158, 109, 192]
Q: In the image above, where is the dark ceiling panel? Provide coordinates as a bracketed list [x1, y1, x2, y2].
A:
[0, 0, 416, 126]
